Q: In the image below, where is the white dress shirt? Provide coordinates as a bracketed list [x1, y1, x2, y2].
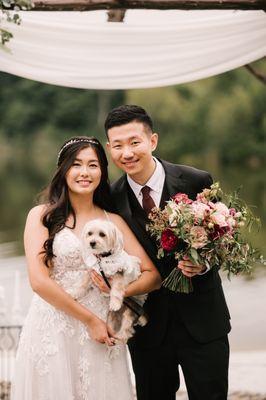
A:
[127, 157, 165, 208]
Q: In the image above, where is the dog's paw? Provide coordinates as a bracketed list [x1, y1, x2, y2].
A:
[138, 315, 148, 327]
[109, 296, 123, 311]
[116, 327, 135, 343]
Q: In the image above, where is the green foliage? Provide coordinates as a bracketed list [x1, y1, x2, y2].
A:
[127, 59, 266, 169]
[0, 62, 265, 255]
[0, 0, 32, 45]
[0, 76, 125, 245]
[0, 27, 13, 44]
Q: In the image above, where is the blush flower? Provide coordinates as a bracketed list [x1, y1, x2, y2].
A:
[209, 202, 230, 227]
[160, 229, 178, 252]
[189, 226, 208, 249]
[191, 202, 210, 220]
[227, 216, 236, 230]
[172, 193, 192, 205]
[196, 188, 211, 204]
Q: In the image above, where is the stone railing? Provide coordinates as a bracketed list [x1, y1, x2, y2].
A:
[0, 326, 22, 400]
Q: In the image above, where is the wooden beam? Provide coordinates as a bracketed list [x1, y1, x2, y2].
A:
[107, 9, 126, 21]
[26, 0, 266, 11]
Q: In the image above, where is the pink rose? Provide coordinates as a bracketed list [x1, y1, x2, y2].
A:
[229, 208, 236, 216]
[209, 202, 230, 227]
[196, 189, 211, 204]
[160, 229, 178, 252]
[210, 213, 227, 227]
[227, 216, 236, 230]
[172, 193, 192, 205]
[211, 202, 230, 216]
[189, 226, 208, 249]
[191, 202, 210, 220]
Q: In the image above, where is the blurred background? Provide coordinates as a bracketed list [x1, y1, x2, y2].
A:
[0, 59, 265, 255]
[0, 58, 265, 398]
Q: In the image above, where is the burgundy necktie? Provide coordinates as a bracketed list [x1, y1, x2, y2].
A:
[141, 186, 156, 215]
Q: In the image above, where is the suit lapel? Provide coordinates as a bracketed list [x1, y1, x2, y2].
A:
[113, 176, 132, 219]
[160, 159, 187, 198]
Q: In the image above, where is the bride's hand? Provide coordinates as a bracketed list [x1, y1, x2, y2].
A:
[90, 271, 113, 294]
[87, 316, 115, 346]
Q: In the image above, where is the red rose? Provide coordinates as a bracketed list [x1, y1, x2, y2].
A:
[160, 228, 178, 252]
[172, 193, 192, 205]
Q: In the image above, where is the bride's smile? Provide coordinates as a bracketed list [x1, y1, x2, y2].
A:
[66, 147, 102, 195]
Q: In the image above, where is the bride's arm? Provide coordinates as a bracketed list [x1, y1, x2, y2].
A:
[109, 214, 161, 297]
[24, 205, 114, 345]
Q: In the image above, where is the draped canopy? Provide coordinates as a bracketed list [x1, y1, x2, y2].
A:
[0, 10, 265, 89]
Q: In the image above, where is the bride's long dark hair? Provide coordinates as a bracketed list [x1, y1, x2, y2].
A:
[40, 136, 114, 267]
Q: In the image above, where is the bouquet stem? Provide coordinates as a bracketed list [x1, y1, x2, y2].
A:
[162, 268, 193, 294]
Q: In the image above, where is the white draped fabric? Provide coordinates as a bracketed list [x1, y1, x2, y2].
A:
[0, 10, 265, 89]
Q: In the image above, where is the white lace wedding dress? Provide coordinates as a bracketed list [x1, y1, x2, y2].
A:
[11, 227, 135, 400]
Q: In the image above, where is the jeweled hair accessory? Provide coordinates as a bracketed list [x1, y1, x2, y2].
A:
[57, 138, 99, 166]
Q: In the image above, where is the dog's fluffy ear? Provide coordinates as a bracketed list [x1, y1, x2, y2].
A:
[109, 223, 124, 254]
[81, 221, 97, 266]
[81, 220, 97, 242]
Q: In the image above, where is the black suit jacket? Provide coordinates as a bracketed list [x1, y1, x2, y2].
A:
[111, 159, 231, 348]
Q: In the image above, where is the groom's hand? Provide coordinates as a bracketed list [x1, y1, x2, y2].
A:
[177, 255, 207, 277]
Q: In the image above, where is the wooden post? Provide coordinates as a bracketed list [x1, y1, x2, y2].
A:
[24, 0, 266, 11]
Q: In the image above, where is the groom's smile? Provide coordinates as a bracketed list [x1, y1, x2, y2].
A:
[122, 158, 139, 167]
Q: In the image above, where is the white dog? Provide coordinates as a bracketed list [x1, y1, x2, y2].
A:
[81, 219, 147, 342]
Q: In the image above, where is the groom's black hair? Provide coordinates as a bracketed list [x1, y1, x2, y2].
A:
[104, 105, 153, 137]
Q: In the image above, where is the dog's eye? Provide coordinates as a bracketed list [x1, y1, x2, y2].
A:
[87, 231, 93, 236]
[99, 232, 106, 238]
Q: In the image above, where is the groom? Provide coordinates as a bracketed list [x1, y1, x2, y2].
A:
[105, 105, 231, 400]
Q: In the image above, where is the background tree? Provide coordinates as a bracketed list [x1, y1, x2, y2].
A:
[0, 59, 265, 253]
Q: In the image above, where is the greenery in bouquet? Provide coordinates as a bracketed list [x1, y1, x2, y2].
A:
[148, 182, 262, 294]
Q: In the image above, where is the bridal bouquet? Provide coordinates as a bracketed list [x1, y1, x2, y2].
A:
[148, 182, 261, 293]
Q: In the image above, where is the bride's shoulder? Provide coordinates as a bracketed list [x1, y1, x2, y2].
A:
[26, 204, 49, 221]
[106, 212, 127, 230]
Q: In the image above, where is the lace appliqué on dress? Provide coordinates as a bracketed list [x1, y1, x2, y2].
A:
[18, 295, 75, 377]
[12, 226, 133, 400]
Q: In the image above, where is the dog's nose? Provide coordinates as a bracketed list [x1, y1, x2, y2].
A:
[90, 241, 96, 248]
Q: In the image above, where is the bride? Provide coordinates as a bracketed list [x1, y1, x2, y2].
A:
[11, 136, 161, 400]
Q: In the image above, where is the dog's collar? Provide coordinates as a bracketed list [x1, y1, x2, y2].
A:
[95, 250, 112, 258]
